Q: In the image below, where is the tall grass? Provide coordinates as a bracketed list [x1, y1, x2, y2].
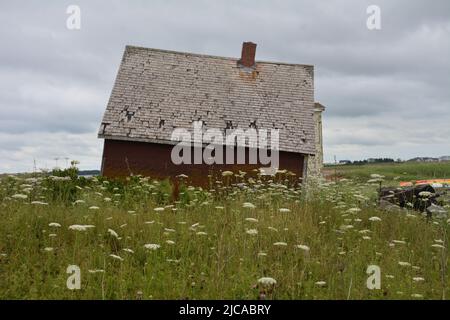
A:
[0, 169, 449, 299]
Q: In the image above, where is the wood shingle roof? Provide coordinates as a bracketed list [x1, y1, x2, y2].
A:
[98, 45, 316, 154]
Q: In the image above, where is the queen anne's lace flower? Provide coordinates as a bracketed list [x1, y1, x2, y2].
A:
[109, 254, 124, 261]
[295, 245, 310, 252]
[49, 222, 61, 228]
[144, 244, 161, 250]
[257, 277, 277, 286]
[68, 224, 95, 231]
[242, 202, 256, 209]
[108, 228, 119, 238]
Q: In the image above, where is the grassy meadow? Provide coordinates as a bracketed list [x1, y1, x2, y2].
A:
[0, 162, 449, 300]
[325, 161, 450, 183]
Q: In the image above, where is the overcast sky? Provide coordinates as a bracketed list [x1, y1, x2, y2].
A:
[0, 0, 449, 172]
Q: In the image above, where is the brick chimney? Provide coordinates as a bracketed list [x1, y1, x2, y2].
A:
[238, 42, 257, 68]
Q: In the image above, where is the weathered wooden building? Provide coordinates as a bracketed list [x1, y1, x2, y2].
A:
[98, 42, 325, 185]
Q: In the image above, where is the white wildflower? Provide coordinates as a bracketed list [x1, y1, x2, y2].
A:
[295, 245, 310, 252]
[144, 244, 161, 250]
[68, 224, 95, 231]
[258, 252, 267, 257]
[107, 228, 119, 238]
[315, 281, 327, 287]
[257, 277, 277, 286]
[109, 254, 123, 261]
[191, 222, 200, 229]
[31, 201, 48, 205]
[88, 269, 105, 273]
[48, 222, 61, 228]
[418, 191, 433, 198]
[413, 277, 425, 282]
[242, 202, 256, 209]
[12, 194, 28, 199]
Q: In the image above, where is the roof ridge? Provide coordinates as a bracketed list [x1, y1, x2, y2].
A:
[125, 45, 313, 68]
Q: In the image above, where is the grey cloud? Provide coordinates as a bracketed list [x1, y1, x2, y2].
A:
[0, 0, 449, 171]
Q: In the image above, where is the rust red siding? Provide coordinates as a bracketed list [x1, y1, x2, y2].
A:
[101, 139, 305, 186]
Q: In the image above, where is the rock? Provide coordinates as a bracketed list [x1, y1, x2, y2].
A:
[379, 199, 403, 212]
[426, 204, 448, 219]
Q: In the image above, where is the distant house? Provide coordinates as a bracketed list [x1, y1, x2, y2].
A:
[98, 42, 325, 185]
[439, 156, 450, 162]
[339, 160, 352, 165]
[408, 157, 439, 163]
